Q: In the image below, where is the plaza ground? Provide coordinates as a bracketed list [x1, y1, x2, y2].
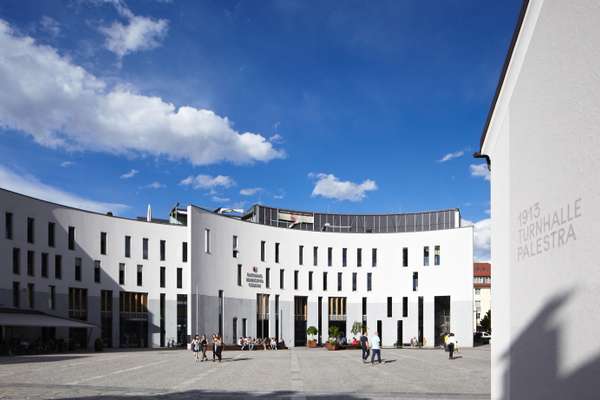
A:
[0, 346, 490, 399]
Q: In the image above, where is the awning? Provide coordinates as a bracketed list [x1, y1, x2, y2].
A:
[0, 308, 96, 329]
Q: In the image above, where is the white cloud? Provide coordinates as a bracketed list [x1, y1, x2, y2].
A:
[438, 150, 464, 163]
[240, 187, 262, 196]
[462, 218, 491, 261]
[269, 133, 284, 144]
[143, 181, 164, 189]
[180, 174, 235, 189]
[0, 20, 284, 166]
[310, 173, 377, 202]
[211, 195, 230, 203]
[40, 16, 61, 38]
[120, 169, 138, 179]
[99, 0, 168, 58]
[60, 161, 74, 168]
[0, 164, 127, 214]
[470, 163, 490, 181]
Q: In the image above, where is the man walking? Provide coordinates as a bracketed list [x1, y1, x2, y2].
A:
[370, 331, 381, 365]
[447, 333, 457, 360]
[360, 330, 370, 363]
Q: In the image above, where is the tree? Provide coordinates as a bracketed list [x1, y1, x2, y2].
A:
[480, 310, 491, 333]
[306, 326, 318, 339]
[350, 321, 362, 337]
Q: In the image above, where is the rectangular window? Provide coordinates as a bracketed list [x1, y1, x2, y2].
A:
[125, 235, 131, 258]
[69, 287, 88, 320]
[423, 246, 429, 266]
[204, 229, 211, 253]
[233, 235, 238, 258]
[100, 232, 107, 255]
[137, 265, 143, 286]
[5, 212, 13, 240]
[357, 248, 362, 267]
[352, 272, 357, 291]
[119, 263, 125, 285]
[308, 271, 313, 291]
[68, 226, 75, 250]
[260, 241, 266, 262]
[160, 240, 166, 261]
[367, 272, 372, 291]
[182, 242, 188, 262]
[342, 248, 347, 267]
[327, 247, 333, 267]
[41, 253, 48, 278]
[142, 238, 149, 260]
[12, 247, 20, 274]
[434, 245, 440, 266]
[27, 283, 35, 309]
[266, 268, 270, 289]
[299, 245, 304, 265]
[177, 268, 183, 289]
[275, 242, 280, 263]
[237, 264, 242, 286]
[387, 297, 392, 317]
[13, 282, 19, 308]
[362, 297, 367, 317]
[54, 254, 62, 279]
[475, 288, 481, 295]
[49, 285, 56, 310]
[313, 246, 318, 266]
[48, 222, 55, 247]
[27, 217, 35, 244]
[413, 272, 418, 291]
[160, 266, 166, 288]
[279, 269, 284, 289]
[337, 272, 342, 291]
[294, 270, 299, 290]
[94, 260, 101, 283]
[27, 250, 35, 276]
[75, 257, 82, 281]
[372, 248, 377, 267]
[322, 272, 327, 291]
[402, 247, 408, 267]
[403, 297, 408, 317]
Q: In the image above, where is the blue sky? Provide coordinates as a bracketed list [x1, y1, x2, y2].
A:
[0, 0, 522, 260]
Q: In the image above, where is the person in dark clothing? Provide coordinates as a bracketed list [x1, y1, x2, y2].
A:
[447, 333, 457, 360]
[360, 330, 370, 362]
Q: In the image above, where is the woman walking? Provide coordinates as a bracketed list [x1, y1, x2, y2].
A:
[200, 335, 208, 362]
[191, 335, 200, 362]
[214, 335, 223, 362]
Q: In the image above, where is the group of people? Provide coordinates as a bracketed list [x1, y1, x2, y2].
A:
[358, 330, 382, 365]
[238, 336, 278, 351]
[190, 334, 223, 362]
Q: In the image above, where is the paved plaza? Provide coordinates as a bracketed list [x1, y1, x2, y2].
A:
[0, 346, 490, 400]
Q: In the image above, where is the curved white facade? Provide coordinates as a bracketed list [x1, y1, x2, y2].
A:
[0, 188, 474, 349]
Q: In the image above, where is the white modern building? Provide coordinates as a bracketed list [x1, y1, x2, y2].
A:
[477, 1, 600, 398]
[0, 187, 474, 350]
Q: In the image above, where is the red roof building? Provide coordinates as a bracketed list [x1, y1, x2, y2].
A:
[474, 262, 491, 288]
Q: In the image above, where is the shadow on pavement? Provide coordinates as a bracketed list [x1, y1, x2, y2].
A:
[0, 355, 90, 364]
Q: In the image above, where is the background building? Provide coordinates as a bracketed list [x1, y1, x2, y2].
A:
[473, 262, 491, 331]
[1, 188, 474, 350]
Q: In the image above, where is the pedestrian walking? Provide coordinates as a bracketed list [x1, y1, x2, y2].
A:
[211, 334, 217, 362]
[215, 335, 223, 362]
[191, 335, 201, 362]
[200, 334, 208, 361]
[370, 331, 381, 365]
[360, 330, 370, 362]
[447, 333, 457, 360]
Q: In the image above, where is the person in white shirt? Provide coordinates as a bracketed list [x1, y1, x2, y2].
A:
[447, 333, 457, 360]
[370, 331, 382, 364]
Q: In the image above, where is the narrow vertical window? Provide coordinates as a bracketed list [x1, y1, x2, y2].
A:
[54, 255, 62, 279]
[367, 272, 372, 291]
[237, 264, 242, 286]
[275, 242, 280, 263]
[41, 253, 48, 278]
[413, 272, 418, 291]
[313, 246, 318, 266]
[403, 297, 408, 317]
[279, 269, 284, 289]
[94, 260, 101, 283]
[299, 245, 304, 265]
[423, 246, 429, 266]
[27, 250, 35, 276]
[372, 248, 377, 267]
[434, 245, 440, 266]
[160, 240, 166, 261]
[27, 283, 34, 309]
[119, 263, 125, 285]
[100, 232, 107, 255]
[137, 265, 143, 286]
[322, 272, 327, 291]
[260, 241, 266, 262]
[49, 285, 56, 310]
[387, 297, 392, 317]
[266, 268, 270, 289]
[177, 267, 183, 289]
[357, 248, 362, 267]
[27, 217, 35, 244]
[75, 257, 82, 281]
[327, 247, 333, 267]
[337, 272, 342, 291]
[12, 247, 20, 274]
[48, 222, 55, 247]
[13, 282, 20, 308]
[342, 248, 347, 267]
[125, 235, 131, 258]
[204, 229, 211, 253]
[182, 242, 188, 262]
[5, 212, 13, 240]
[308, 271, 313, 291]
[294, 270, 299, 290]
[160, 266, 166, 288]
[142, 238, 149, 260]
[68, 226, 75, 250]
[352, 272, 357, 291]
[402, 247, 408, 267]
[233, 235, 239, 258]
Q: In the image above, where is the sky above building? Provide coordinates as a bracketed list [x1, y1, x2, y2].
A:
[0, 0, 522, 260]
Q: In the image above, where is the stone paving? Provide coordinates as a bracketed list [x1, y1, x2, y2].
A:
[0, 346, 490, 399]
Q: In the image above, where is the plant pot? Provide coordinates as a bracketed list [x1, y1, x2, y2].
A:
[307, 340, 317, 348]
[325, 342, 339, 351]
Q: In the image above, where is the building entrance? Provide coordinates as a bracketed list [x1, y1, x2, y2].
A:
[256, 293, 270, 339]
[434, 296, 451, 347]
[294, 296, 307, 346]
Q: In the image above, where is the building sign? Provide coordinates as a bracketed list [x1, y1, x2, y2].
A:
[246, 267, 264, 288]
[278, 210, 314, 225]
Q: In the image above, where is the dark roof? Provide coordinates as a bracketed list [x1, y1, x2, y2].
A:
[478, 0, 530, 152]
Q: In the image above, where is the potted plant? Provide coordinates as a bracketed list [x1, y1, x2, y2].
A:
[350, 321, 362, 347]
[326, 325, 341, 351]
[306, 326, 318, 348]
